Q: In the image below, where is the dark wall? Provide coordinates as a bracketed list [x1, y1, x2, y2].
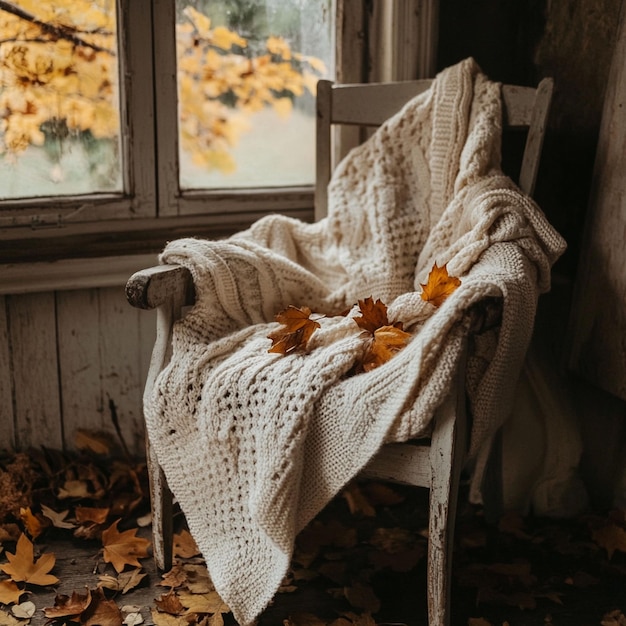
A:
[438, 0, 626, 508]
[437, 0, 623, 278]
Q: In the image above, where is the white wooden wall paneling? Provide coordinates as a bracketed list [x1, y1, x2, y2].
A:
[0, 296, 15, 450]
[8, 293, 63, 450]
[56, 289, 105, 448]
[96, 286, 147, 456]
[56, 287, 156, 455]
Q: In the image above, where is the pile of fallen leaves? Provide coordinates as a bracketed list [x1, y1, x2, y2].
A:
[0, 433, 152, 626]
[452, 508, 626, 626]
[1, 434, 626, 626]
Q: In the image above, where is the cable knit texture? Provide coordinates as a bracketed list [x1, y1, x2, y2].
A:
[145, 58, 566, 625]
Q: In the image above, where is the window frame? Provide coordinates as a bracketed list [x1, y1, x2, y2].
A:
[152, 0, 319, 220]
[0, 0, 438, 273]
[0, 0, 157, 230]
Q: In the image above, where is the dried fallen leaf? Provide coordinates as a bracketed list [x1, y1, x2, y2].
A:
[602, 610, 626, 626]
[468, 619, 492, 626]
[44, 588, 92, 619]
[344, 582, 381, 613]
[57, 479, 93, 500]
[342, 484, 376, 517]
[11, 601, 35, 619]
[150, 608, 188, 626]
[173, 530, 200, 559]
[591, 522, 626, 559]
[76, 506, 111, 525]
[268, 306, 321, 354]
[0, 533, 59, 586]
[101, 520, 151, 573]
[82, 587, 123, 626]
[121, 605, 144, 626]
[0, 608, 21, 626]
[154, 591, 184, 616]
[360, 325, 411, 372]
[18, 507, 46, 540]
[351, 298, 410, 372]
[420, 262, 461, 307]
[158, 564, 189, 590]
[176, 590, 230, 616]
[0, 581, 24, 606]
[40, 504, 76, 530]
[353, 298, 393, 334]
[98, 568, 147, 594]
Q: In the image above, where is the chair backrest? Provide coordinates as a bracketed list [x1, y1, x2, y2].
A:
[314, 77, 554, 221]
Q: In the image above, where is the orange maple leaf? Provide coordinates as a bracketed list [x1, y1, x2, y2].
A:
[351, 297, 410, 372]
[101, 520, 151, 573]
[0, 579, 25, 605]
[419, 262, 461, 307]
[268, 305, 321, 354]
[0, 533, 59, 586]
[361, 325, 412, 373]
[353, 297, 400, 333]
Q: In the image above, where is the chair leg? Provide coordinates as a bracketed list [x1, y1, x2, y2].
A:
[147, 437, 174, 571]
[427, 387, 467, 626]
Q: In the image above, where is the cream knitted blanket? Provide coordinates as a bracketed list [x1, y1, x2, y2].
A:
[145, 58, 566, 625]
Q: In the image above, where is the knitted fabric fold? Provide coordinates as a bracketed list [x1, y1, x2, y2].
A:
[144, 58, 566, 625]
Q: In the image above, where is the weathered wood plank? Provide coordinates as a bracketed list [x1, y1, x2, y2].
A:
[0, 295, 15, 450]
[568, 4, 626, 401]
[138, 307, 157, 396]
[361, 443, 431, 488]
[7, 292, 63, 450]
[56, 289, 105, 448]
[98, 286, 146, 456]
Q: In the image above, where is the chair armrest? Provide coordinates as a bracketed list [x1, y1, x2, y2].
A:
[126, 264, 194, 310]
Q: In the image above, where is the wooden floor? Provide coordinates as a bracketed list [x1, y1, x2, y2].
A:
[13, 498, 626, 626]
[1, 445, 624, 626]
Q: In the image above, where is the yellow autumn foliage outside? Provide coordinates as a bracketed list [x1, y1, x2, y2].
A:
[0, 1, 325, 174]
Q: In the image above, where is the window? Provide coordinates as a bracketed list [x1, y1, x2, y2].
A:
[0, 0, 123, 200]
[0, 0, 338, 240]
[0, 1, 437, 268]
[175, 1, 334, 190]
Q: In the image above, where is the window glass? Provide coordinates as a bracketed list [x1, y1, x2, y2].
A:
[176, 0, 335, 190]
[0, 0, 123, 200]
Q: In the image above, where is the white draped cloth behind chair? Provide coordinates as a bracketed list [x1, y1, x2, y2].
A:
[126, 58, 565, 626]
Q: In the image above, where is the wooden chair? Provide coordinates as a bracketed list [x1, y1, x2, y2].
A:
[126, 76, 554, 626]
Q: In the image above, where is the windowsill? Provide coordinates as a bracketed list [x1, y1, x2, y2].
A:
[0, 254, 161, 295]
[0, 205, 315, 294]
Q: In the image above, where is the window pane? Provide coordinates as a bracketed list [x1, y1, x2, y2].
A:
[176, 0, 335, 190]
[0, 0, 123, 200]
